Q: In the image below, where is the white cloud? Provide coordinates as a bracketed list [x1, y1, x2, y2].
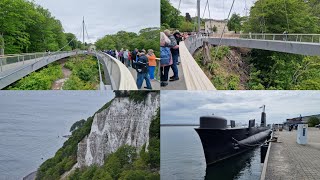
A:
[161, 91, 320, 125]
[30, 0, 160, 43]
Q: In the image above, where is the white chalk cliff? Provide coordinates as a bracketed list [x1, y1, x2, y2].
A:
[77, 93, 160, 168]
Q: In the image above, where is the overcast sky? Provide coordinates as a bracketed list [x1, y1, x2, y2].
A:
[161, 91, 320, 125]
[31, 0, 160, 43]
[169, 0, 256, 20]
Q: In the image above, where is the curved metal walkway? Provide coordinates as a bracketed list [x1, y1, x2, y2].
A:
[0, 51, 138, 90]
[174, 33, 320, 90]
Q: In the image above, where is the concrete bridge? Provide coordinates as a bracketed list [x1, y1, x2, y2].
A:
[166, 33, 320, 90]
[0, 51, 138, 90]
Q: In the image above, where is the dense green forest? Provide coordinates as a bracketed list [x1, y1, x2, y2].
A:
[6, 63, 63, 90]
[162, 0, 320, 90]
[0, 0, 82, 54]
[36, 91, 160, 180]
[6, 55, 103, 90]
[95, 28, 160, 57]
[63, 55, 104, 90]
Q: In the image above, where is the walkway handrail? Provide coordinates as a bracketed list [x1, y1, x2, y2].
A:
[179, 41, 216, 90]
[0, 51, 82, 89]
[239, 33, 320, 43]
[95, 52, 137, 90]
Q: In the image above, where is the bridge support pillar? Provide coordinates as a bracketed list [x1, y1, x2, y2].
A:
[202, 41, 211, 66]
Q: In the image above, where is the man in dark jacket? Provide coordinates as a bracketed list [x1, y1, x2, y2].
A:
[135, 50, 152, 89]
[164, 29, 179, 81]
[131, 48, 138, 68]
[173, 31, 182, 65]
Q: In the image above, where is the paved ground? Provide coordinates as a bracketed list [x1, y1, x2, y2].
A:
[161, 58, 187, 90]
[265, 128, 320, 180]
[129, 67, 160, 90]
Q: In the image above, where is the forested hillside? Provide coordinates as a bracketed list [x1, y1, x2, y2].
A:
[161, 0, 320, 90]
[95, 28, 160, 56]
[0, 0, 81, 54]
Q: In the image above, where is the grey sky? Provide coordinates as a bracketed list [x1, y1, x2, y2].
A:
[161, 91, 320, 125]
[31, 0, 160, 43]
[169, 0, 256, 20]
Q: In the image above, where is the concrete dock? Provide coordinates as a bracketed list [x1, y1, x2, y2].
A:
[262, 128, 320, 180]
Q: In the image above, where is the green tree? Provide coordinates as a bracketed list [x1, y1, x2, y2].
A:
[227, 13, 242, 33]
[161, 0, 184, 28]
[308, 117, 320, 127]
[243, 0, 319, 33]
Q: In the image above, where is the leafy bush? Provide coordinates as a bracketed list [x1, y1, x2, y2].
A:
[7, 63, 63, 90]
[63, 55, 100, 90]
[308, 117, 320, 127]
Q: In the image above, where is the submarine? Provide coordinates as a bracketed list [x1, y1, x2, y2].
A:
[195, 105, 272, 166]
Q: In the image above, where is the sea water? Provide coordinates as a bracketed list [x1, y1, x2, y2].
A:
[0, 91, 114, 179]
[161, 126, 262, 180]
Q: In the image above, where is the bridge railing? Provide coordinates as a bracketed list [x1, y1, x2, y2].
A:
[240, 33, 320, 43]
[95, 52, 137, 90]
[0, 51, 81, 89]
[0, 51, 71, 72]
[179, 41, 216, 90]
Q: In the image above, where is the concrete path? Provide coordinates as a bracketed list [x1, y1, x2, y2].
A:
[264, 128, 320, 180]
[161, 58, 187, 90]
[129, 67, 160, 90]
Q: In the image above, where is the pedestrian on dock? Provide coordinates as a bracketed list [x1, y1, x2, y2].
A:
[135, 50, 152, 90]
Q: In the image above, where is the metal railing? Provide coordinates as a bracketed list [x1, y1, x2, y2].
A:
[0, 51, 70, 72]
[0, 51, 82, 89]
[239, 33, 320, 43]
[95, 52, 137, 90]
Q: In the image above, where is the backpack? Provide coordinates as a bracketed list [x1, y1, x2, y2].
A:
[160, 46, 171, 65]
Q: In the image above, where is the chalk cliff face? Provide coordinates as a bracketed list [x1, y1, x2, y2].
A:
[77, 93, 160, 168]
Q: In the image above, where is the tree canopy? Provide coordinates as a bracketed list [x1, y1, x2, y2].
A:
[0, 0, 80, 54]
[227, 13, 242, 33]
[243, 0, 319, 33]
[95, 28, 160, 56]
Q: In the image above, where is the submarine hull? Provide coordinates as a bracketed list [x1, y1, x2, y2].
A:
[195, 127, 271, 166]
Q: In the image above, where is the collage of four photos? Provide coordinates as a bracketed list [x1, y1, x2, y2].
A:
[1, 0, 320, 179]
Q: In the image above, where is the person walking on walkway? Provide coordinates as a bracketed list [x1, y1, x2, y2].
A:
[119, 48, 124, 63]
[115, 49, 119, 59]
[135, 50, 152, 89]
[131, 48, 138, 67]
[173, 30, 182, 65]
[128, 51, 132, 67]
[160, 32, 173, 87]
[147, 49, 157, 80]
[123, 49, 129, 67]
[164, 29, 179, 82]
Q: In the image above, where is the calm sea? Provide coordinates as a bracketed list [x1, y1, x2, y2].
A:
[0, 91, 114, 180]
[161, 126, 262, 180]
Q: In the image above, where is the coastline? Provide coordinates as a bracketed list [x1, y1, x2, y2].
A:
[23, 171, 37, 180]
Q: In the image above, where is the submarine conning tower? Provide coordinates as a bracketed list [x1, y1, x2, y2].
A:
[199, 116, 228, 129]
[260, 105, 266, 127]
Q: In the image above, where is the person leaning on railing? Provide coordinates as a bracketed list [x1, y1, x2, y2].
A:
[134, 50, 152, 90]
[160, 32, 173, 87]
[146, 49, 156, 81]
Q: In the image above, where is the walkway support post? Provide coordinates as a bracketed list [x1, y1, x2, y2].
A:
[197, 0, 201, 33]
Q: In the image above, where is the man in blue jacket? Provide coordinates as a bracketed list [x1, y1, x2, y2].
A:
[135, 50, 152, 90]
